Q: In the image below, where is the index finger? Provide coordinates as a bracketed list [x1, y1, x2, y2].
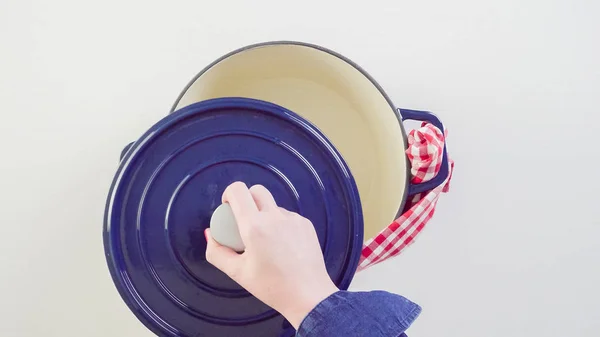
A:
[222, 181, 259, 221]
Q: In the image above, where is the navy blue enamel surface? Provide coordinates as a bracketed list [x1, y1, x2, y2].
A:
[104, 98, 363, 337]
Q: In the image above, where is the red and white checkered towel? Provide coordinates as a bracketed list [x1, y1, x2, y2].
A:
[357, 123, 454, 272]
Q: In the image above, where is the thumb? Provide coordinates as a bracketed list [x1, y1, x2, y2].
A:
[205, 228, 242, 278]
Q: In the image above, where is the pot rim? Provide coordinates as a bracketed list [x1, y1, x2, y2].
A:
[170, 40, 410, 226]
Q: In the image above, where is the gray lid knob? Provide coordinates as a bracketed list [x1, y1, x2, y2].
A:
[209, 203, 245, 252]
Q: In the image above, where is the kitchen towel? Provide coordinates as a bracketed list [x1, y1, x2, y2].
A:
[358, 123, 454, 271]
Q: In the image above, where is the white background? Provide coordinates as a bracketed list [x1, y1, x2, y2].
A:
[1, 0, 599, 336]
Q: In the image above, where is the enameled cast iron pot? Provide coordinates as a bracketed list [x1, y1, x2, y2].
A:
[171, 41, 449, 240]
[106, 41, 449, 337]
[107, 97, 364, 337]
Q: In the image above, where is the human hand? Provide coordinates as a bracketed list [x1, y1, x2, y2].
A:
[205, 182, 338, 329]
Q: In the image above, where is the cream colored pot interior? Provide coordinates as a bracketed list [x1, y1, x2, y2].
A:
[175, 44, 407, 241]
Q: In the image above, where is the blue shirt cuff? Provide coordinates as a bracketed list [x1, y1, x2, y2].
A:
[297, 290, 421, 337]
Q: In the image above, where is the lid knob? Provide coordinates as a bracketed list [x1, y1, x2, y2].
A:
[209, 203, 245, 252]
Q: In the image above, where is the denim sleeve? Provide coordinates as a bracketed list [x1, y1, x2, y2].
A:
[296, 291, 421, 337]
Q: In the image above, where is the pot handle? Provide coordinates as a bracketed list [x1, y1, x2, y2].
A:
[399, 108, 449, 195]
[119, 142, 134, 161]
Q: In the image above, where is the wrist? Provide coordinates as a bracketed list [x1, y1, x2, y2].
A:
[279, 281, 339, 329]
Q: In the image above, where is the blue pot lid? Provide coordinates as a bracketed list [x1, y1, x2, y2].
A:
[104, 98, 363, 337]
